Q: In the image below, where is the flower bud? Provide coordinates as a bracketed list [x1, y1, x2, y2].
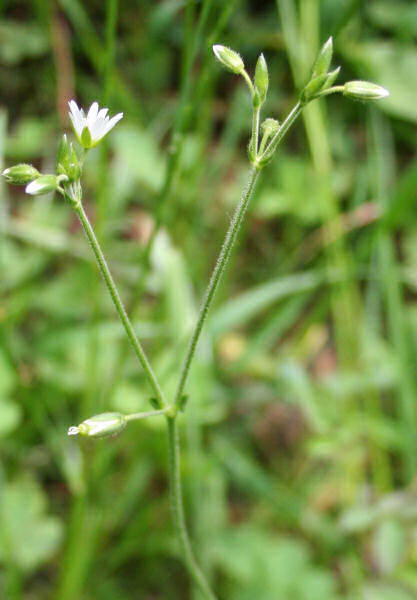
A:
[323, 66, 341, 90]
[254, 53, 269, 104]
[300, 73, 328, 103]
[68, 412, 127, 439]
[56, 135, 81, 182]
[25, 175, 62, 196]
[261, 118, 279, 137]
[212, 44, 244, 74]
[2, 164, 40, 185]
[312, 36, 333, 77]
[343, 80, 389, 101]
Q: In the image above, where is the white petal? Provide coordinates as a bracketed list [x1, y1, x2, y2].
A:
[90, 117, 108, 141]
[25, 180, 43, 194]
[87, 102, 99, 125]
[68, 99, 79, 117]
[97, 107, 109, 120]
[68, 100, 86, 136]
[103, 112, 123, 135]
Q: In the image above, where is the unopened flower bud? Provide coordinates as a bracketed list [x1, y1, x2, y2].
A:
[300, 73, 328, 103]
[343, 80, 389, 101]
[254, 53, 269, 104]
[312, 36, 333, 77]
[68, 412, 127, 439]
[25, 175, 62, 196]
[261, 118, 279, 136]
[212, 44, 244, 74]
[323, 66, 341, 90]
[2, 164, 40, 185]
[56, 135, 81, 182]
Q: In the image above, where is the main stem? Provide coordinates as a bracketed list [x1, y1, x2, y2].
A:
[167, 416, 217, 600]
[173, 166, 260, 408]
[74, 201, 167, 409]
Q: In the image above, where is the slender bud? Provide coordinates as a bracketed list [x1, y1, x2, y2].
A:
[25, 174, 62, 196]
[2, 164, 40, 185]
[56, 134, 81, 182]
[212, 44, 244, 74]
[343, 80, 389, 101]
[312, 36, 333, 77]
[323, 66, 341, 90]
[300, 73, 328, 103]
[68, 412, 127, 439]
[254, 53, 269, 104]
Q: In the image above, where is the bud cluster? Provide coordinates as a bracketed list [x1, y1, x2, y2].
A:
[2, 163, 66, 196]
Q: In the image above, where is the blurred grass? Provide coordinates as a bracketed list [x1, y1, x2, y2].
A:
[1, 1, 417, 599]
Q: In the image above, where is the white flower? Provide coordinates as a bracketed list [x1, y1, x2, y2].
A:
[68, 100, 123, 148]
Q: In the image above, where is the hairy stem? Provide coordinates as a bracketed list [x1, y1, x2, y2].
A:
[73, 201, 167, 409]
[173, 166, 260, 408]
[167, 416, 217, 600]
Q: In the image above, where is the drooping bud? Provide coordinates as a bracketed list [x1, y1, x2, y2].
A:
[68, 412, 127, 439]
[212, 44, 244, 74]
[343, 80, 389, 101]
[312, 36, 333, 78]
[25, 174, 63, 196]
[2, 164, 40, 185]
[300, 73, 328, 103]
[254, 53, 269, 104]
[56, 135, 81, 182]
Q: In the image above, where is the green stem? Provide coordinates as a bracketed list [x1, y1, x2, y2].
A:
[173, 167, 260, 408]
[125, 408, 168, 422]
[73, 200, 166, 409]
[249, 105, 261, 160]
[167, 416, 217, 600]
[261, 100, 302, 160]
[241, 69, 255, 98]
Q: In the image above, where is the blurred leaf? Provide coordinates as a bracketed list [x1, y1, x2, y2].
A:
[0, 477, 63, 572]
[214, 525, 340, 600]
[363, 583, 414, 600]
[0, 21, 48, 64]
[0, 397, 22, 437]
[371, 519, 405, 575]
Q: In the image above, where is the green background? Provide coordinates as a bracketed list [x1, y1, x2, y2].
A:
[1, 0, 417, 598]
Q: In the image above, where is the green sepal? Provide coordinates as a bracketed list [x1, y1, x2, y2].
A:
[56, 135, 81, 182]
[300, 73, 328, 103]
[73, 412, 127, 439]
[312, 36, 333, 77]
[254, 53, 269, 104]
[2, 164, 40, 185]
[322, 66, 341, 90]
[212, 44, 244, 75]
[81, 126, 92, 148]
[343, 80, 389, 101]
